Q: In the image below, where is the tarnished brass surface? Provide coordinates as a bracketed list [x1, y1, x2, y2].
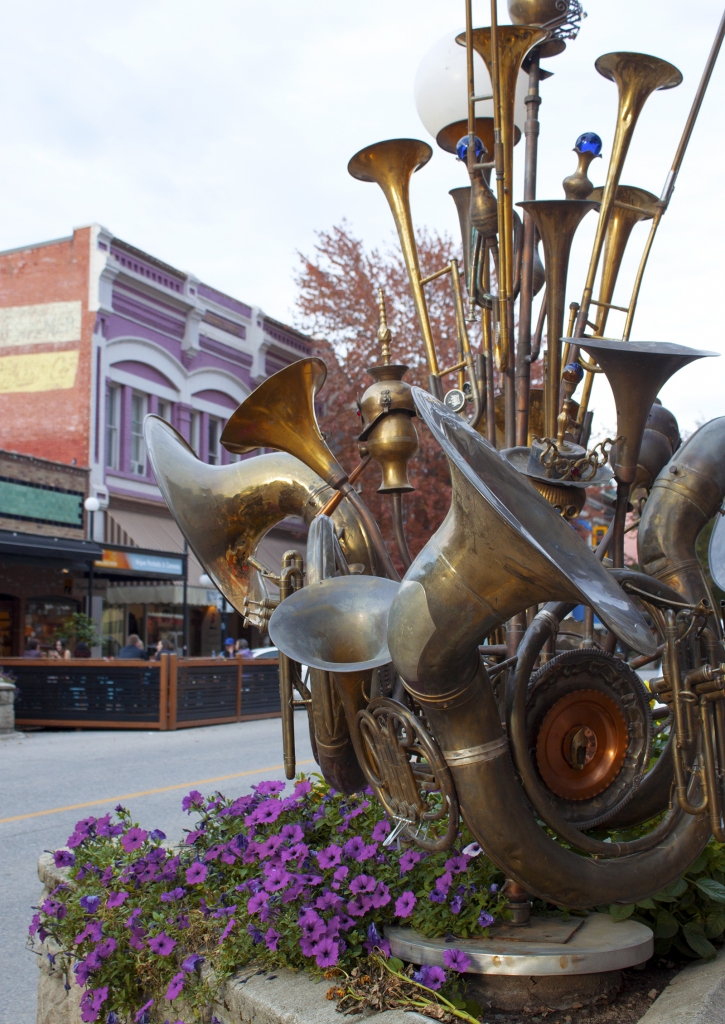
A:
[517, 199, 598, 437]
[562, 148, 599, 200]
[639, 416, 725, 631]
[220, 357, 348, 489]
[579, 339, 715, 484]
[508, 0, 568, 24]
[348, 140, 438, 375]
[387, 389, 655, 695]
[356, 697, 459, 852]
[269, 575, 400, 673]
[574, 52, 682, 338]
[530, 479, 585, 519]
[462, 25, 549, 373]
[437, 117, 498, 157]
[143, 416, 377, 615]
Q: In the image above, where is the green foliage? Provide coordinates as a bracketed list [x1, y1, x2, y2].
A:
[55, 612, 99, 648]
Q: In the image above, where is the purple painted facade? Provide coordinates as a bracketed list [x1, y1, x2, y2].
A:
[96, 231, 312, 507]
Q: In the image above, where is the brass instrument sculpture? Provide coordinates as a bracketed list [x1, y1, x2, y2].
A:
[146, 0, 725, 914]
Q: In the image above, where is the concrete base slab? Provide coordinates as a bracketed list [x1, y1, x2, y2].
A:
[466, 969, 622, 1012]
[387, 914, 653, 977]
[639, 946, 725, 1024]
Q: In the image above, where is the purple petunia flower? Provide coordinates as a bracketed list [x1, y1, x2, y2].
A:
[450, 895, 464, 915]
[185, 862, 208, 885]
[489, 883, 499, 894]
[134, 1000, 154, 1023]
[349, 874, 376, 895]
[120, 828, 148, 853]
[315, 891, 342, 912]
[149, 829, 166, 842]
[53, 850, 75, 868]
[79, 985, 108, 1023]
[129, 926, 147, 951]
[347, 894, 373, 917]
[371, 881, 391, 908]
[228, 794, 255, 816]
[254, 779, 285, 796]
[246, 799, 283, 827]
[182, 953, 204, 972]
[263, 867, 291, 892]
[280, 823, 304, 842]
[248, 892, 268, 914]
[414, 965, 447, 991]
[314, 936, 340, 968]
[248, 923, 264, 944]
[66, 832, 85, 849]
[443, 949, 472, 973]
[181, 790, 203, 812]
[166, 971, 185, 1001]
[398, 849, 421, 873]
[316, 844, 342, 869]
[395, 891, 417, 918]
[159, 888, 186, 903]
[445, 854, 469, 875]
[29, 913, 41, 937]
[97, 938, 117, 959]
[478, 910, 495, 929]
[428, 891, 446, 904]
[80, 895, 101, 914]
[463, 842, 482, 858]
[148, 931, 176, 956]
[265, 926, 281, 951]
[294, 780, 311, 798]
[372, 820, 391, 842]
[342, 836, 365, 859]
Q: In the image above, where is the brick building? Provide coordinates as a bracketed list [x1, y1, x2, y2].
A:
[0, 225, 311, 655]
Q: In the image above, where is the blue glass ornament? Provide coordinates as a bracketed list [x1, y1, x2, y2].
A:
[456, 135, 485, 162]
[574, 132, 603, 156]
[563, 362, 585, 384]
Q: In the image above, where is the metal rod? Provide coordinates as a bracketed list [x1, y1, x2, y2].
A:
[490, 0, 512, 381]
[516, 53, 541, 446]
[182, 539, 189, 657]
[317, 456, 371, 518]
[421, 263, 453, 286]
[483, 242, 497, 445]
[624, 8, 725, 339]
[391, 492, 412, 570]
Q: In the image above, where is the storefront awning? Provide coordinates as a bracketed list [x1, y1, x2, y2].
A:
[104, 583, 215, 606]
[0, 528, 102, 564]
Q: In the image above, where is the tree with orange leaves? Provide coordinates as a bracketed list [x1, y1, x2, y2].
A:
[294, 221, 477, 565]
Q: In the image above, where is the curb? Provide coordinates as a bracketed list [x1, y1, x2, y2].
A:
[638, 947, 725, 1024]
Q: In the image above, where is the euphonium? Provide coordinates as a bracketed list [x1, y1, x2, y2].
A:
[385, 392, 710, 907]
[574, 52, 682, 336]
[143, 415, 375, 795]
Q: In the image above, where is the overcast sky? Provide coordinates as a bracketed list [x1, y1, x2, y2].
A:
[0, 0, 722, 435]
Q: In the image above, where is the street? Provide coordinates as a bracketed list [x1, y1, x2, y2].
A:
[0, 713, 314, 1023]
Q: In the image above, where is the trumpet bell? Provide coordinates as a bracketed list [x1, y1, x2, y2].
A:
[269, 576, 400, 673]
[580, 339, 716, 484]
[220, 357, 348, 490]
[596, 51, 682, 97]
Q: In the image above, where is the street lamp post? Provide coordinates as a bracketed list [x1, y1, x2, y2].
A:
[83, 496, 100, 620]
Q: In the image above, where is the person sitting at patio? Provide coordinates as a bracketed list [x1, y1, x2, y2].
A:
[23, 637, 42, 658]
[220, 637, 236, 659]
[236, 638, 253, 658]
[73, 641, 91, 658]
[153, 638, 175, 661]
[117, 634, 148, 660]
[49, 639, 71, 661]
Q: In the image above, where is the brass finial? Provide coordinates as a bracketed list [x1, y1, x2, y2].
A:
[377, 288, 392, 365]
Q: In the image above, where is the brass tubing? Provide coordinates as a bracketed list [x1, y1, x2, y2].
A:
[624, 10, 725, 339]
[483, 242, 497, 445]
[450, 258, 484, 429]
[665, 608, 709, 816]
[700, 700, 725, 842]
[573, 53, 682, 339]
[391, 492, 412, 571]
[516, 53, 542, 448]
[278, 564, 303, 780]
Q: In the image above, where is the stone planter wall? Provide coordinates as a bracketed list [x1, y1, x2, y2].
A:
[0, 679, 16, 735]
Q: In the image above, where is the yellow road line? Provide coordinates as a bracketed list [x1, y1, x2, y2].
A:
[0, 759, 316, 825]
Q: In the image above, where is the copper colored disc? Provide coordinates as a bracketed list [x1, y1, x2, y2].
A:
[535, 689, 629, 801]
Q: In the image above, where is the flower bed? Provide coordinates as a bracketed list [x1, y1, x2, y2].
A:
[31, 775, 725, 1024]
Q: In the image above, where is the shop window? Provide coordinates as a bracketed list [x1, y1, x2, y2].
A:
[25, 598, 80, 652]
[106, 385, 120, 470]
[146, 605, 183, 651]
[130, 392, 147, 475]
[101, 605, 125, 658]
[208, 418, 221, 465]
[0, 597, 15, 657]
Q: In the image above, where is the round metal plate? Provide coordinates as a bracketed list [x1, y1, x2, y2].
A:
[709, 514, 725, 592]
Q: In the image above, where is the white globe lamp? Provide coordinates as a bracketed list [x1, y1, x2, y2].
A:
[413, 31, 528, 156]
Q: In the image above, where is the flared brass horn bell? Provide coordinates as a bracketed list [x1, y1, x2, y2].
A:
[579, 339, 716, 484]
[220, 357, 348, 490]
